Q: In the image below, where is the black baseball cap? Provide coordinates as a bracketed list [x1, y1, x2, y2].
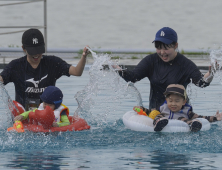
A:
[22, 28, 45, 55]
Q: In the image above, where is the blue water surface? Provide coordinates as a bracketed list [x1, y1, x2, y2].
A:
[1, 70, 222, 170]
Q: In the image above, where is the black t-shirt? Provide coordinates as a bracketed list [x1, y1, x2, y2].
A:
[0, 55, 71, 108]
[119, 53, 209, 110]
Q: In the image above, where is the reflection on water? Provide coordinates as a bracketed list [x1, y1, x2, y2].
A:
[4, 151, 68, 170]
[118, 149, 219, 170]
[1, 148, 220, 170]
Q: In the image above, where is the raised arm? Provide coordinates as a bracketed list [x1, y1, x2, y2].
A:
[191, 65, 214, 88]
[0, 76, 3, 83]
[203, 66, 214, 83]
[118, 55, 153, 83]
[69, 46, 90, 76]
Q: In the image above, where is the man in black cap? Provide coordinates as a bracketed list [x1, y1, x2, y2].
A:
[0, 28, 90, 111]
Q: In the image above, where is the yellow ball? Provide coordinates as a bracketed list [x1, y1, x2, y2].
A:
[149, 110, 160, 119]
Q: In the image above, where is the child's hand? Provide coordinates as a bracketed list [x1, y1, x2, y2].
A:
[14, 115, 24, 121]
[133, 106, 143, 111]
[52, 122, 59, 127]
[215, 110, 222, 121]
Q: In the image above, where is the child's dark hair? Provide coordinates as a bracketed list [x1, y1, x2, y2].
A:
[155, 41, 177, 49]
[165, 93, 185, 100]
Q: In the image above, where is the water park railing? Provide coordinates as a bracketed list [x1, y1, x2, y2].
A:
[0, 0, 47, 50]
[0, 47, 210, 70]
[0, 47, 209, 55]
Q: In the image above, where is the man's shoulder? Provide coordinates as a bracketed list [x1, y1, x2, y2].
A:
[8, 56, 26, 66]
[42, 55, 61, 60]
[176, 53, 196, 65]
[41, 55, 66, 62]
[142, 53, 159, 63]
[144, 53, 158, 59]
[177, 53, 192, 62]
[13, 55, 26, 61]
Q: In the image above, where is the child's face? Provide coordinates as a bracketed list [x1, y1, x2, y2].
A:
[43, 102, 55, 110]
[166, 94, 186, 112]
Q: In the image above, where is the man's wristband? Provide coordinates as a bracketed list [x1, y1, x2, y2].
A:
[213, 117, 217, 122]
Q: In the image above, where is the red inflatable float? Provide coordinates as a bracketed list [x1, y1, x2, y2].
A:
[8, 101, 90, 133]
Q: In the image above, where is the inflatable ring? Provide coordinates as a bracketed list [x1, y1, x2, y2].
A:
[22, 116, 90, 133]
[123, 111, 211, 132]
[8, 101, 90, 133]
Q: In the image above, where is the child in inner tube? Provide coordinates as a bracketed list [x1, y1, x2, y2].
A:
[134, 84, 222, 132]
[14, 86, 70, 127]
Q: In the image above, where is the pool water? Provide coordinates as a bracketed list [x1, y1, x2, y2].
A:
[1, 55, 222, 169]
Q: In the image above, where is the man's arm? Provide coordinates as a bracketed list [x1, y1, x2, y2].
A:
[118, 55, 153, 83]
[203, 66, 214, 83]
[190, 66, 212, 88]
[0, 76, 3, 83]
[69, 46, 90, 76]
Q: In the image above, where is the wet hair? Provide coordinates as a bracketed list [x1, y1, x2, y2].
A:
[165, 93, 185, 100]
[154, 41, 177, 49]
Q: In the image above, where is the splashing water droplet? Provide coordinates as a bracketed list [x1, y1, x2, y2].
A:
[0, 82, 19, 128]
[210, 46, 222, 78]
[74, 48, 143, 124]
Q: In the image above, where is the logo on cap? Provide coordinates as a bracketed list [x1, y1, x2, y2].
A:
[32, 38, 38, 44]
[160, 31, 165, 36]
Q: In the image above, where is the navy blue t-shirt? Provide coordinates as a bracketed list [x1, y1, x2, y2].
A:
[0, 55, 71, 108]
[119, 53, 209, 110]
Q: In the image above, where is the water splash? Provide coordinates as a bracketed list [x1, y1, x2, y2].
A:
[210, 46, 222, 76]
[0, 81, 17, 128]
[187, 46, 222, 105]
[0, 81, 18, 129]
[74, 48, 143, 124]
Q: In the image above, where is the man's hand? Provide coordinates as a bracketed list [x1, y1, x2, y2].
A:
[215, 110, 222, 121]
[0, 76, 3, 83]
[82, 46, 90, 58]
